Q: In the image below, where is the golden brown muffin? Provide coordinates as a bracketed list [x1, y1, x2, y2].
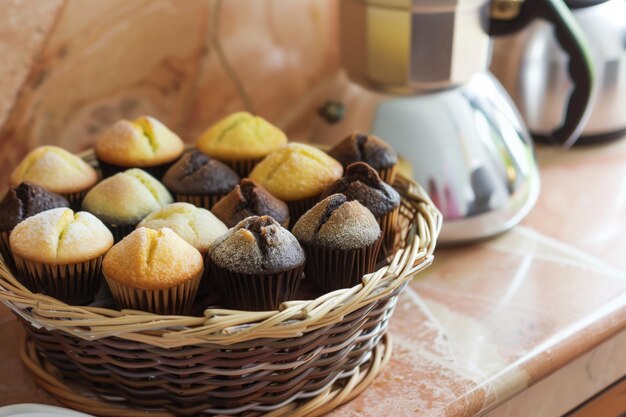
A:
[103, 227, 203, 290]
[249, 143, 343, 201]
[103, 227, 203, 314]
[197, 112, 287, 161]
[137, 203, 227, 254]
[82, 168, 173, 226]
[9, 207, 113, 304]
[95, 116, 184, 177]
[10, 207, 113, 265]
[10, 146, 98, 197]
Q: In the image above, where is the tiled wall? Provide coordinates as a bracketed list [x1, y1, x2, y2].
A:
[0, 0, 339, 191]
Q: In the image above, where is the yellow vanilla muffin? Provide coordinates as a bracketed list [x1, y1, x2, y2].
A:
[103, 227, 203, 314]
[95, 116, 184, 178]
[249, 143, 343, 201]
[197, 112, 287, 176]
[10, 146, 98, 206]
[82, 168, 173, 241]
[10, 208, 113, 265]
[9, 207, 113, 304]
[137, 203, 227, 254]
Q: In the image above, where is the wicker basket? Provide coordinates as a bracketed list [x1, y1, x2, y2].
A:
[0, 151, 441, 416]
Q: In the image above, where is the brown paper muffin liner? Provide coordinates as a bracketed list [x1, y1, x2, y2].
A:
[301, 235, 382, 292]
[62, 190, 89, 211]
[96, 158, 175, 180]
[105, 223, 137, 243]
[209, 262, 304, 311]
[224, 157, 263, 178]
[174, 193, 226, 210]
[377, 205, 400, 261]
[287, 195, 320, 229]
[0, 231, 16, 274]
[105, 271, 202, 315]
[12, 255, 104, 305]
[378, 165, 398, 185]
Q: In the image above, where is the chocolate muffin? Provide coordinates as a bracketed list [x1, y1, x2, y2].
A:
[207, 216, 305, 311]
[0, 182, 69, 272]
[211, 179, 290, 228]
[322, 162, 401, 258]
[162, 150, 240, 210]
[292, 194, 382, 291]
[328, 133, 398, 184]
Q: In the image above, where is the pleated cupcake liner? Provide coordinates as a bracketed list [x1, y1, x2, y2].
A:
[0, 231, 16, 274]
[287, 195, 320, 229]
[224, 157, 263, 178]
[377, 206, 400, 261]
[174, 193, 226, 210]
[105, 271, 202, 315]
[12, 255, 104, 305]
[378, 165, 398, 185]
[209, 262, 304, 311]
[105, 223, 137, 243]
[96, 158, 175, 181]
[301, 235, 382, 292]
[62, 190, 89, 211]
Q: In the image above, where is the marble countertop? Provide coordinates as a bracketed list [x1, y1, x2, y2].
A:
[1, 140, 626, 415]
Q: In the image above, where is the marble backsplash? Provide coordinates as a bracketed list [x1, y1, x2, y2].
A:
[0, 0, 340, 192]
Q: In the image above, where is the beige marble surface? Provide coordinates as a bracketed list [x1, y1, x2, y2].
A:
[1, 1, 626, 415]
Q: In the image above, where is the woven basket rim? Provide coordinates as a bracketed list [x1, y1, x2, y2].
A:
[0, 149, 442, 348]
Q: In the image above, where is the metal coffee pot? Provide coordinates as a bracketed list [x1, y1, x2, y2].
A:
[310, 0, 594, 244]
[492, 0, 626, 144]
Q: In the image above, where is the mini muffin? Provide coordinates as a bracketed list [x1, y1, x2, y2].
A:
[82, 168, 173, 241]
[103, 227, 203, 315]
[207, 216, 305, 311]
[197, 112, 287, 177]
[249, 143, 343, 227]
[9, 208, 113, 304]
[95, 116, 184, 179]
[322, 162, 401, 259]
[0, 182, 69, 273]
[162, 150, 239, 209]
[328, 133, 398, 184]
[10, 145, 98, 208]
[137, 203, 227, 255]
[211, 179, 290, 228]
[292, 194, 382, 291]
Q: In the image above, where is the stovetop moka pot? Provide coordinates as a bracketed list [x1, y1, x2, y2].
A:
[310, 0, 594, 244]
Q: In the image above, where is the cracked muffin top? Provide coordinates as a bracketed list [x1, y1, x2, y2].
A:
[103, 227, 203, 290]
[321, 163, 400, 218]
[138, 202, 227, 254]
[292, 194, 380, 250]
[328, 133, 397, 171]
[249, 143, 343, 201]
[9, 207, 113, 264]
[82, 168, 173, 225]
[196, 112, 287, 161]
[0, 182, 69, 232]
[10, 146, 98, 194]
[208, 216, 305, 275]
[162, 151, 239, 195]
[211, 179, 289, 228]
[95, 116, 184, 167]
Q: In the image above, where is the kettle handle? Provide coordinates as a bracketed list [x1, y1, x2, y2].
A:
[490, 0, 595, 147]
